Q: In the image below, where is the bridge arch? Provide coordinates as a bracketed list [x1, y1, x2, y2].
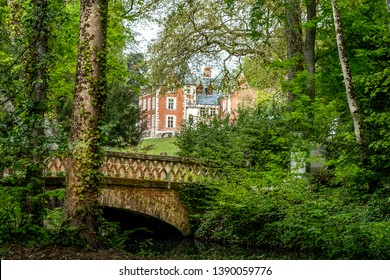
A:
[102, 207, 183, 237]
[100, 184, 192, 236]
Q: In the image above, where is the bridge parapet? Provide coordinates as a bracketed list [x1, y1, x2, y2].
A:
[44, 151, 212, 183]
[102, 152, 211, 182]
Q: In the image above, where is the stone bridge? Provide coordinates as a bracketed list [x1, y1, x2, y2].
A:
[1, 152, 212, 236]
[46, 152, 212, 236]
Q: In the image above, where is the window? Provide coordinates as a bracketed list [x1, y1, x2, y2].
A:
[148, 98, 151, 111]
[142, 99, 146, 111]
[151, 114, 155, 128]
[200, 107, 207, 116]
[210, 107, 216, 116]
[167, 116, 175, 128]
[167, 97, 176, 109]
[152, 97, 156, 110]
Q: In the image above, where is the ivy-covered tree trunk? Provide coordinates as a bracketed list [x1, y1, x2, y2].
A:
[62, 0, 108, 247]
[284, 0, 304, 101]
[7, 0, 21, 41]
[332, 0, 364, 145]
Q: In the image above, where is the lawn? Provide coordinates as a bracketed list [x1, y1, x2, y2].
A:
[128, 137, 180, 156]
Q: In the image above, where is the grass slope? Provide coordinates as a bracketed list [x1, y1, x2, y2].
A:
[130, 137, 180, 156]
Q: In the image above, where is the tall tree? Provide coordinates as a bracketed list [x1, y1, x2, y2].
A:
[29, 0, 49, 168]
[149, 0, 277, 88]
[0, 0, 50, 225]
[24, 0, 50, 223]
[331, 0, 364, 145]
[304, 0, 316, 101]
[284, 0, 304, 101]
[62, 0, 108, 247]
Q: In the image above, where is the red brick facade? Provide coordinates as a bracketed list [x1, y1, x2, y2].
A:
[140, 85, 257, 138]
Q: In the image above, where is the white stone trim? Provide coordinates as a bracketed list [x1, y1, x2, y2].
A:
[156, 93, 159, 131]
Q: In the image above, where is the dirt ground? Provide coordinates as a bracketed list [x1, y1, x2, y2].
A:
[1, 244, 142, 260]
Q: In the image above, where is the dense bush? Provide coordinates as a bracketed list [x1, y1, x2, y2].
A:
[193, 176, 390, 259]
[0, 186, 50, 246]
[176, 104, 294, 173]
[177, 103, 390, 259]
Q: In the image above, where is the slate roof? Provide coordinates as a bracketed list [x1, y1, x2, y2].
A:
[196, 94, 221, 106]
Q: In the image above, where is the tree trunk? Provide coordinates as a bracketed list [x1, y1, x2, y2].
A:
[5, 0, 21, 112]
[25, 0, 49, 223]
[9, 0, 50, 225]
[62, 0, 108, 247]
[332, 0, 364, 144]
[31, 0, 48, 161]
[304, 0, 316, 101]
[284, 0, 304, 102]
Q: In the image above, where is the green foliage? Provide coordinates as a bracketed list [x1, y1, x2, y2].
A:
[176, 104, 294, 173]
[0, 186, 24, 244]
[195, 176, 390, 259]
[177, 93, 390, 258]
[0, 186, 50, 246]
[98, 217, 140, 250]
[178, 181, 219, 229]
[43, 207, 62, 231]
[1, 0, 389, 258]
[100, 5, 146, 148]
[313, 0, 390, 188]
[275, 185, 390, 259]
[0, 0, 152, 251]
[100, 54, 145, 148]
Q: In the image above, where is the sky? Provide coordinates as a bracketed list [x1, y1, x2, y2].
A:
[132, 22, 160, 53]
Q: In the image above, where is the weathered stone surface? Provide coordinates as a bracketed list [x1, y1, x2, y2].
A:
[100, 185, 191, 236]
[45, 176, 192, 236]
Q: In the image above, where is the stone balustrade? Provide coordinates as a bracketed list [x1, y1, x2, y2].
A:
[44, 151, 211, 183]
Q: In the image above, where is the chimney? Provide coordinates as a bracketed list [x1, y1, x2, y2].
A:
[203, 67, 211, 78]
[196, 83, 204, 94]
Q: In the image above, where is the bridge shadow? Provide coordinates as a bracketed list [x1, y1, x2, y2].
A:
[102, 207, 184, 239]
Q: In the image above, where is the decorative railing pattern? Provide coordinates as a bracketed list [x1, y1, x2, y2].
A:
[44, 151, 212, 183]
